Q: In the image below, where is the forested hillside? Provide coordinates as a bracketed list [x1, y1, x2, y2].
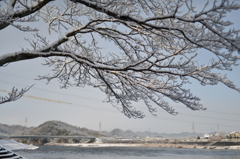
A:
[0, 121, 203, 139]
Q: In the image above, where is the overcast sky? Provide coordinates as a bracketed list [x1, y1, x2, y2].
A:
[0, 0, 239, 134]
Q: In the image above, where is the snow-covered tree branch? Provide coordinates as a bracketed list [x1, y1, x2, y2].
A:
[0, 0, 240, 118]
[0, 85, 33, 104]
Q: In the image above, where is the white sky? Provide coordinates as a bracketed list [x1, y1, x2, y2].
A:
[0, 0, 239, 134]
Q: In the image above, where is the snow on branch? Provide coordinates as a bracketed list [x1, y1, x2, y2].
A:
[0, 85, 33, 104]
[0, 0, 53, 31]
[0, 0, 240, 118]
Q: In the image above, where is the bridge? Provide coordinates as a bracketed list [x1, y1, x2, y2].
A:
[0, 135, 96, 140]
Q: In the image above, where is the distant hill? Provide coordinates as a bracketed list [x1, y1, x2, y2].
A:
[136, 131, 163, 138]
[109, 128, 125, 137]
[29, 121, 102, 137]
[0, 121, 204, 138]
[0, 123, 33, 135]
[107, 130, 204, 139]
[109, 129, 139, 138]
[161, 132, 204, 138]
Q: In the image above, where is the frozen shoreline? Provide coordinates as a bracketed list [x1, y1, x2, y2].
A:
[45, 143, 240, 150]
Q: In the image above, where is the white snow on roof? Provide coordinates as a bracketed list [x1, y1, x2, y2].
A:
[230, 131, 237, 135]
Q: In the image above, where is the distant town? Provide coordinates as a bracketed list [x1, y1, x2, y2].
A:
[0, 120, 239, 149]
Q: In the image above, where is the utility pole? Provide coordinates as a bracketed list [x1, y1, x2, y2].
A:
[99, 122, 101, 132]
[24, 117, 27, 133]
[148, 128, 151, 136]
[192, 123, 195, 139]
[25, 117, 27, 128]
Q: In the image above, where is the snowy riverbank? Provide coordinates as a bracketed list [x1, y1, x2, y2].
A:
[44, 142, 240, 150]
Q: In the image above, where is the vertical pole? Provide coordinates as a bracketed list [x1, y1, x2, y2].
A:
[25, 117, 27, 127]
[99, 122, 101, 132]
[192, 123, 195, 139]
[25, 117, 27, 133]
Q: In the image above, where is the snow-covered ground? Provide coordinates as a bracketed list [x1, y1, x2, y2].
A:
[45, 142, 240, 150]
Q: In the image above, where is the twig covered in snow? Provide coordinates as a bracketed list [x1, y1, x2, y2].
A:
[0, 0, 240, 118]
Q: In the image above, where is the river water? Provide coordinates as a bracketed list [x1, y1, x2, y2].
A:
[15, 145, 240, 159]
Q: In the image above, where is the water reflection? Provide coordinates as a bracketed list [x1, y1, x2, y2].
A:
[15, 145, 240, 159]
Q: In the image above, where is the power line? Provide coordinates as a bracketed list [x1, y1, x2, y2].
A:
[42, 100, 240, 129]
[0, 71, 102, 95]
[1, 71, 240, 117]
[1, 86, 238, 129]
[0, 89, 71, 104]
[0, 79, 104, 102]
[171, 105, 240, 116]
[1, 73, 240, 128]
[179, 112, 240, 122]
[1, 79, 240, 123]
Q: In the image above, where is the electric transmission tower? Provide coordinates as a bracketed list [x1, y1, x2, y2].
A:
[192, 122, 195, 139]
[25, 117, 27, 127]
[99, 122, 101, 132]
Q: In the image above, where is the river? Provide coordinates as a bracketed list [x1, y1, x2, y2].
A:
[15, 145, 240, 159]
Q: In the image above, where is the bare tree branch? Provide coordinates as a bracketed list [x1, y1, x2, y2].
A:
[0, 0, 54, 31]
[0, 0, 240, 118]
[0, 85, 33, 104]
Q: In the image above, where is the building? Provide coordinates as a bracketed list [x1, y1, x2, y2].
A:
[228, 131, 240, 139]
[203, 134, 210, 139]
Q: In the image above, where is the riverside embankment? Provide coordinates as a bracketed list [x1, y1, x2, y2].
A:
[45, 138, 240, 150]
